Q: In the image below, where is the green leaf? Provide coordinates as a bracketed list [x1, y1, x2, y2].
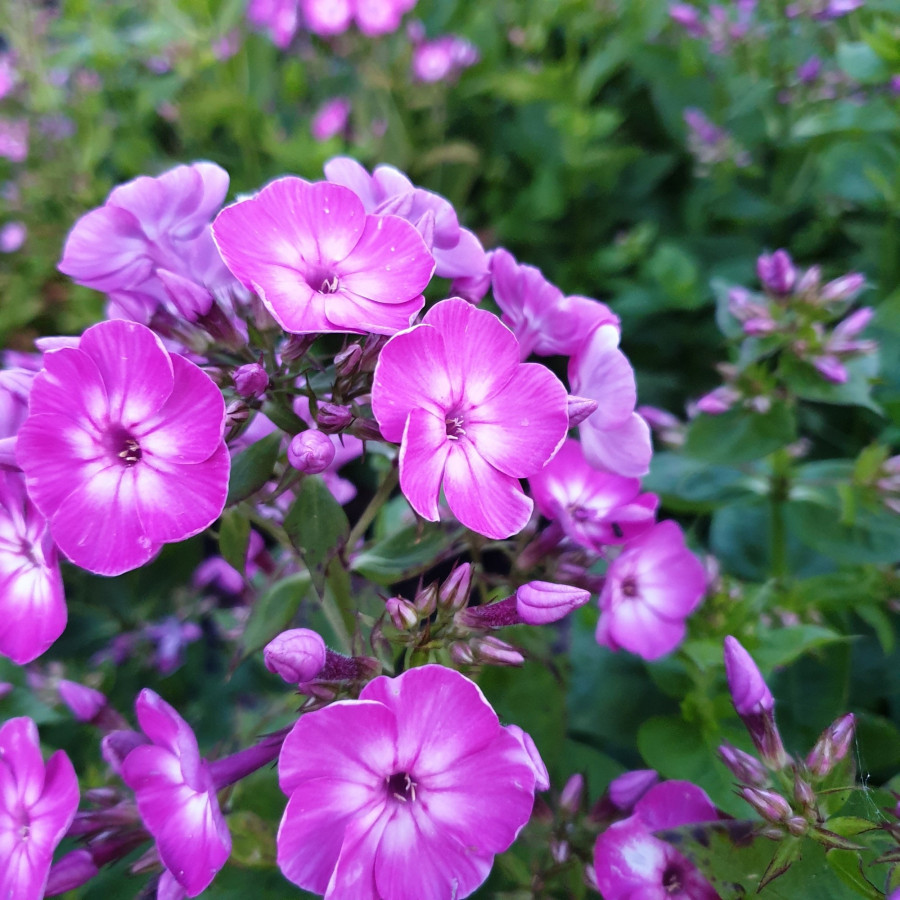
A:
[779, 354, 881, 413]
[825, 849, 882, 899]
[351, 526, 456, 585]
[644, 452, 755, 512]
[684, 403, 796, 464]
[226, 433, 281, 506]
[237, 572, 310, 664]
[218, 508, 250, 575]
[752, 625, 845, 670]
[284, 476, 349, 595]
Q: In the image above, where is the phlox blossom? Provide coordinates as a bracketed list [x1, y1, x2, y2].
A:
[302, 0, 417, 37]
[0, 717, 79, 900]
[0, 472, 65, 663]
[276, 665, 541, 899]
[372, 298, 569, 539]
[213, 177, 434, 335]
[17, 319, 229, 576]
[120, 689, 231, 897]
[247, 0, 301, 48]
[596, 521, 706, 660]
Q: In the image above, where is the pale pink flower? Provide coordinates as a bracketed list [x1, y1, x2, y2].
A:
[311, 98, 351, 142]
[411, 34, 479, 83]
[0, 118, 27, 162]
[213, 177, 434, 335]
[0, 221, 26, 253]
[302, 0, 416, 36]
[17, 320, 230, 576]
[596, 521, 706, 660]
[372, 298, 569, 539]
[276, 665, 541, 898]
[247, 0, 301, 47]
[0, 717, 79, 900]
[120, 690, 231, 897]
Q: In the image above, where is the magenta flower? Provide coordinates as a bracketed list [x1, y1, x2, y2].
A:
[58, 162, 236, 324]
[0, 366, 34, 469]
[0, 471, 66, 663]
[490, 249, 618, 358]
[411, 34, 479, 83]
[120, 689, 231, 897]
[213, 177, 433, 335]
[595, 521, 706, 660]
[0, 717, 79, 900]
[247, 0, 301, 47]
[311, 97, 351, 142]
[264, 628, 327, 683]
[0, 220, 26, 253]
[569, 324, 653, 478]
[302, 0, 416, 36]
[372, 298, 569, 538]
[594, 781, 721, 900]
[529, 438, 658, 551]
[324, 157, 489, 286]
[276, 665, 541, 898]
[17, 320, 229, 576]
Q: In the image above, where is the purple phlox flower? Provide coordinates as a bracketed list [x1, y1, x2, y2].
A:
[0, 717, 79, 900]
[120, 689, 231, 896]
[569, 324, 652, 478]
[276, 664, 541, 898]
[324, 156, 489, 288]
[58, 679, 106, 722]
[757, 249, 796, 296]
[211, 30, 241, 61]
[312, 97, 352, 142]
[489, 248, 618, 358]
[669, 4, 707, 38]
[797, 56, 822, 84]
[594, 781, 721, 900]
[786, 0, 864, 19]
[58, 162, 237, 325]
[695, 384, 740, 415]
[213, 176, 434, 335]
[16, 319, 230, 576]
[411, 34, 479, 83]
[145, 617, 203, 674]
[302, 0, 417, 37]
[0, 54, 18, 100]
[529, 438, 658, 551]
[0, 118, 28, 162]
[0, 220, 26, 253]
[264, 628, 327, 683]
[247, 0, 301, 47]
[372, 298, 569, 539]
[608, 769, 660, 813]
[0, 366, 35, 468]
[0, 471, 66, 663]
[596, 521, 706, 660]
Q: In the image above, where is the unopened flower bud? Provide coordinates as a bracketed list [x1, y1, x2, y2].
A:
[449, 641, 475, 665]
[316, 402, 354, 433]
[385, 596, 418, 630]
[757, 249, 796, 296]
[225, 399, 250, 428]
[438, 563, 472, 612]
[58, 679, 106, 722]
[515, 581, 590, 625]
[696, 386, 739, 415]
[471, 635, 525, 667]
[796, 264, 821, 296]
[560, 774, 585, 815]
[806, 712, 855, 777]
[820, 273, 865, 304]
[334, 342, 363, 377]
[287, 430, 336, 474]
[263, 628, 327, 684]
[550, 839, 569, 864]
[280, 333, 317, 363]
[233, 362, 269, 399]
[787, 815, 809, 837]
[316, 650, 381, 683]
[348, 416, 384, 441]
[718, 742, 769, 787]
[45, 849, 99, 896]
[414, 583, 438, 616]
[794, 773, 816, 811]
[567, 394, 599, 428]
[609, 769, 659, 812]
[741, 786, 792, 823]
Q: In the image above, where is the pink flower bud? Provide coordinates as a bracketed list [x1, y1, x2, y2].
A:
[805, 712, 855, 777]
[696, 386, 739, 415]
[471, 635, 525, 667]
[820, 273, 865, 304]
[566, 395, 600, 428]
[718, 742, 768, 786]
[438, 563, 472, 612]
[233, 362, 269, 399]
[316, 402, 354, 433]
[45, 849, 98, 896]
[287, 431, 336, 474]
[740, 786, 792, 823]
[58, 679, 107, 722]
[334, 342, 363, 377]
[812, 354, 848, 384]
[724, 636, 774, 716]
[449, 641, 475, 665]
[414, 583, 438, 616]
[793, 773, 816, 811]
[757, 249, 796, 296]
[608, 769, 659, 812]
[796, 264, 821, 295]
[263, 628, 327, 684]
[515, 581, 591, 625]
[385, 596, 418, 630]
[560, 774, 585, 815]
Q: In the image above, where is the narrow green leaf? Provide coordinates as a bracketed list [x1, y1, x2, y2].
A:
[237, 572, 310, 664]
[218, 508, 250, 574]
[226, 433, 281, 506]
[825, 849, 882, 899]
[351, 525, 455, 584]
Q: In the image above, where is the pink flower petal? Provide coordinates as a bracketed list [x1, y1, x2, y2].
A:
[569, 324, 636, 429]
[0, 717, 45, 807]
[23, 347, 107, 432]
[581, 411, 652, 478]
[602, 600, 686, 660]
[0, 554, 65, 665]
[443, 440, 533, 539]
[324, 157, 378, 209]
[399, 409, 451, 521]
[325, 290, 423, 335]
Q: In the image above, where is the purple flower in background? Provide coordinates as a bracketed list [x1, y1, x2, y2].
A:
[596, 521, 706, 660]
[529, 438, 658, 551]
[796, 56, 822, 84]
[570, 324, 653, 478]
[17, 320, 229, 576]
[0, 221, 26, 253]
[669, 3, 706, 37]
[324, 156, 489, 288]
[0, 118, 28, 162]
[58, 162, 237, 324]
[302, 0, 417, 36]
[490, 249, 618, 358]
[0, 471, 66, 663]
[0, 366, 35, 469]
[411, 34, 479, 83]
[311, 97, 351, 142]
[372, 298, 569, 539]
[0, 54, 18, 100]
[247, 0, 301, 48]
[786, 0, 863, 19]
[213, 177, 434, 335]
[120, 690, 231, 897]
[0, 717, 79, 900]
[277, 665, 540, 898]
[594, 781, 721, 900]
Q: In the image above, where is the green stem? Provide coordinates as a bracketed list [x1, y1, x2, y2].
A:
[345, 461, 399, 553]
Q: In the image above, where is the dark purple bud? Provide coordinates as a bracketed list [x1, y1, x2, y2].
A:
[794, 773, 816, 811]
[233, 362, 269, 399]
[457, 596, 520, 629]
[316, 649, 381, 683]
[209, 730, 287, 790]
[280, 333, 317, 363]
[757, 249, 796, 296]
[806, 713, 855, 777]
[264, 628, 327, 684]
[718, 742, 769, 786]
[316, 402, 354, 433]
[287, 430, 336, 474]
[225, 399, 251, 428]
[348, 416, 384, 441]
[414, 583, 438, 616]
[449, 641, 475, 665]
[334, 342, 363, 377]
